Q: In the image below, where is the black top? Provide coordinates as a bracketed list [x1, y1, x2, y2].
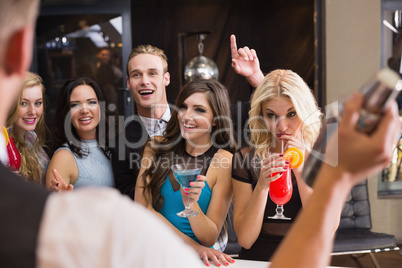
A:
[111, 105, 149, 199]
[0, 163, 49, 267]
[167, 145, 220, 192]
[232, 147, 303, 261]
[182, 145, 219, 175]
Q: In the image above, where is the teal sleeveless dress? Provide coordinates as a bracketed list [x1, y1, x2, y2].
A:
[157, 146, 218, 244]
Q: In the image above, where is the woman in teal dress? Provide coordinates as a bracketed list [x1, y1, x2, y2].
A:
[135, 79, 237, 260]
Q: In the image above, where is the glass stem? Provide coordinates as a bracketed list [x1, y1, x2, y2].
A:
[276, 205, 284, 216]
[185, 195, 191, 210]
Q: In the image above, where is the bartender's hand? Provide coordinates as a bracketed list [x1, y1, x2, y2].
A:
[230, 34, 264, 88]
[49, 168, 74, 192]
[326, 93, 401, 183]
[194, 243, 235, 267]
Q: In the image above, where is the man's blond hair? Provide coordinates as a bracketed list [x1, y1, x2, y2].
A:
[126, 45, 168, 75]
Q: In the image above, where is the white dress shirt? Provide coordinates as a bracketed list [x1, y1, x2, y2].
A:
[139, 107, 171, 137]
[36, 188, 204, 268]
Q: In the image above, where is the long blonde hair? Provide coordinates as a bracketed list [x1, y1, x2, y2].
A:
[249, 69, 322, 159]
[6, 72, 47, 184]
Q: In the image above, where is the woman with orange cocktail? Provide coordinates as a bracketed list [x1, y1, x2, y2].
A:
[232, 69, 322, 261]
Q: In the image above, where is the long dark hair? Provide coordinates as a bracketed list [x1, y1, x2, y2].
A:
[143, 79, 237, 210]
[51, 76, 111, 158]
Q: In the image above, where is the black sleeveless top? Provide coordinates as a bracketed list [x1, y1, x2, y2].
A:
[167, 145, 220, 191]
[0, 163, 49, 267]
[183, 145, 220, 176]
[232, 147, 303, 261]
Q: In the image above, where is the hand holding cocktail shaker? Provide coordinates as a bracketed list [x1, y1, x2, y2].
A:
[302, 68, 401, 186]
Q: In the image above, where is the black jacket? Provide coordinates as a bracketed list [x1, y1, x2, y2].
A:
[111, 106, 150, 199]
[0, 163, 49, 267]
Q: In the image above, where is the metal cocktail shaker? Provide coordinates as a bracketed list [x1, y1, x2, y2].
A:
[302, 68, 401, 187]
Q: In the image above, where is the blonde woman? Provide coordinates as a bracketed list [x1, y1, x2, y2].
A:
[232, 69, 323, 261]
[6, 72, 49, 184]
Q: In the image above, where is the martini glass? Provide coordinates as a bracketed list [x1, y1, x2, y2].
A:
[268, 164, 293, 220]
[171, 163, 203, 218]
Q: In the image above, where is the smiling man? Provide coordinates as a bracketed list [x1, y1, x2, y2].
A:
[111, 45, 237, 267]
[126, 46, 170, 119]
[111, 45, 172, 200]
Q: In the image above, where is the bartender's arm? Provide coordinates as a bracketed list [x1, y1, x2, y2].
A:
[270, 93, 400, 268]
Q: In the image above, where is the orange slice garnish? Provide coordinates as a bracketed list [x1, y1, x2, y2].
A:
[284, 147, 303, 168]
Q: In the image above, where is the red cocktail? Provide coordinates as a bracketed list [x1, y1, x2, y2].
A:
[2, 127, 21, 172]
[269, 165, 292, 220]
[6, 136, 21, 171]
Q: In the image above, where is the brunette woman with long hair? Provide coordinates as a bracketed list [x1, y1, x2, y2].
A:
[135, 79, 237, 259]
[45, 77, 114, 190]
